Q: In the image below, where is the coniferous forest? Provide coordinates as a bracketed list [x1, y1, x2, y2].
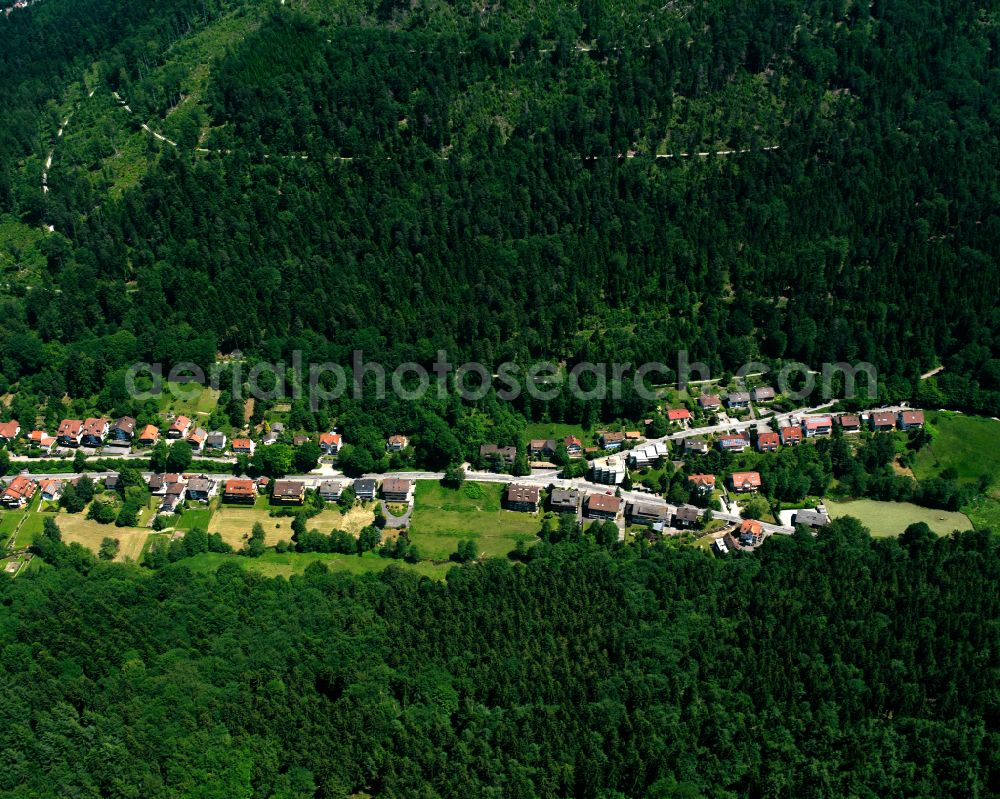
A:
[0, 0, 998, 413]
[0, 519, 997, 798]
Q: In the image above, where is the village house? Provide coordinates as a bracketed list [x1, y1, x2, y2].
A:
[549, 488, 581, 514]
[223, 479, 256, 504]
[730, 471, 762, 493]
[870, 411, 897, 432]
[28, 430, 56, 451]
[752, 386, 776, 403]
[837, 414, 861, 433]
[0, 419, 20, 444]
[57, 419, 84, 447]
[480, 444, 517, 470]
[80, 417, 109, 447]
[386, 434, 409, 452]
[802, 416, 833, 437]
[505, 484, 540, 513]
[898, 410, 925, 430]
[600, 431, 625, 451]
[382, 478, 415, 504]
[585, 493, 622, 521]
[270, 423, 285, 435]
[111, 416, 135, 442]
[137, 424, 160, 447]
[738, 519, 765, 547]
[319, 432, 342, 455]
[725, 391, 751, 410]
[698, 394, 721, 411]
[713, 537, 730, 555]
[353, 478, 378, 501]
[684, 436, 710, 455]
[232, 437, 255, 456]
[147, 474, 166, 495]
[318, 479, 349, 502]
[793, 509, 830, 528]
[591, 455, 627, 485]
[717, 433, 750, 452]
[2, 475, 36, 509]
[780, 426, 803, 446]
[563, 436, 583, 456]
[628, 502, 669, 526]
[757, 431, 780, 452]
[271, 480, 305, 505]
[167, 415, 192, 439]
[159, 481, 186, 514]
[186, 477, 215, 502]
[688, 473, 716, 493]
[104, 474, 120, 492]
[293, 435, 310, 447]
[671, 506, 700, 529]
[625, 430, 642, 441]
[188, 428, 208, 452]
[529, 439, 557, 457]
[667, 408, 692, 423]
[205, 432, 227, 450]
[39, 478, 64, 503]
[261, 431, 279, 446]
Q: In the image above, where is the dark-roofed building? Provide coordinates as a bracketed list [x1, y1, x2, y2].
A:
[206, 432, 227, 450]
[793, 509, 829, 528]
[111, 416, 135, 441]
[382, 478, 414, 503]
[506, 484, 540, 512]
[628, 502, 669, 526]
[672, 506, 700, 528]
[752, 386, 776, 402]
[529, 439, 557, 457]
[725, 391, 751, 409]
[147, 474, 166, 494]
[319, 479, 349, 502]
[685, 437, 710, 454]
[717, 433, 750, 452]
[186, 477, 215, 501]
[272, 480, 305, 505]
[600, 431, 625, 451]
[353, 478, 378, 501]
[480, 443, 517, 469]
[549, 488, 581, 514]
[585, 493, 622, 520]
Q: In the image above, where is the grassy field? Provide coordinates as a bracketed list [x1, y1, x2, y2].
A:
[523, 422, 595, 446]
[961, 495, 1000, 532]
[50, 511, 151, 561]
[183, 550, 452, 580]
[408, 481, 540, 560]
[912, 414, 1000, 494]
[827, 499, 973, 537]
[175, 506, 213, 531]
[155, 381, 220, 420]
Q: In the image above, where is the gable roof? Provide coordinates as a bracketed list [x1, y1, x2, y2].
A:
[57, 419, 83, 436]
[900, 410, 925, 425]
[731, 471, 762, 489]
[667, 408, 691, 421]
[506, 484, 540, 504]
[224, 479, 256, 497]
[586, 493, 622, 513]
[688, 473, 716, 488]
[138, 424, 159, 440]
[0, 420, 20, 438]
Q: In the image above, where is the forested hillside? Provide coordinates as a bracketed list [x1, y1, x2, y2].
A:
[0, 0, 998, 413]
[1, 520, 997, 797]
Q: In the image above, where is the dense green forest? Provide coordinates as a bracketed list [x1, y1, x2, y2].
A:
[0, 0, 998, 417]
[2, 518, 998, 797]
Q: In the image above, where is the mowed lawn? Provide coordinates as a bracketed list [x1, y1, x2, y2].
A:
[913, 414, 1000, 493]
[156, 381, 220, 419]
[828, 499, 972, 537]
[208, 505, 294, 549]
[408, 481, 540, 560]
[523, 422, 594, 446]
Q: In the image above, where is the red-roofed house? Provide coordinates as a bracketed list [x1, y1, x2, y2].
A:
[757, 431, 780, 452]
[28, 430, 56, 451]
[319, 432, 342, 455]
[168, 415, 192, 439]
[0, 419, 20, 444]
[870, 411, 896, 432]
[232, 438, 256, 455]
[730, 471, 762, 493]
[564, 436, 583, 456]
[81, 417, 109, 447]
[688, 473, 716, 493]
[898, 410, 925, 430]
[698, 394, 721, 410]
[57, 419, 84, 447]
[717, 433, 750, 452]
[2, 475, 36, 509]
[802, 416, 833, 437]
[137, 424, 160, 447]
[780, 426, 802, 446]
[738, 518, 765, 546]
[667, 408, 692, 422]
